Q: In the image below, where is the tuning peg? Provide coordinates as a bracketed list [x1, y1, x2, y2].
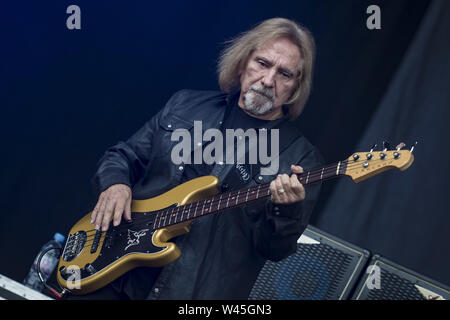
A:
[395, 142, 406, 151]
[382, 141, 390, 151]
[369, 144, 377, 152]
[410, 141, 418, 153]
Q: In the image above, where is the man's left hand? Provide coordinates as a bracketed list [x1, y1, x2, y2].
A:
[270, 165, 305, 204]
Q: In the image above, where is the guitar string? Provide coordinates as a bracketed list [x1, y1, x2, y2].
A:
[80, 171, 350, 250]
[81, 185, 273, 249]
[83, 171, 352, 248]
[80, 154, 400, 243]
[79, 154, 405, 245]
[80, 160, 356, 249]
[82, 183, 271, 239]
[80, 159, 348, 238]
[79, 153, 404, 251]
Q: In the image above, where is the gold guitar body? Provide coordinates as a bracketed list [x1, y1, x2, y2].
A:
[57, 176, 219, 295]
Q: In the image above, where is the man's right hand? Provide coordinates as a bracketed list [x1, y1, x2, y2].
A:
[90, 184, 132, 231]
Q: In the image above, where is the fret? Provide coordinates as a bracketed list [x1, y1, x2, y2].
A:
[168, 206, 175, 225]
[176, 206, 182, 223]
[170, 207, 176, 224]
[201, 199, 207, 217]
[163, 209, 169, 223]
[235, 189, 240, 205]
[226, 192, 230, 208]
[207, 196, 214, 214]
[178, 205, 183, 223]
[155, 212, 160, 229]
[159, 211, 166, 228]
[175, 206, 180, 223]
[245, 188, 250, 202]
[306, 171, 310, 184]
[171, 207, 178, 225]
[180, 202, 191, 223]
[320, 167, 324, 180]
[256, 184, 260, 198]
[192, 201, 199, 219]
[336, 162, 341, 176]
[168, 207, 173, 225]
[184, 203, 190, 221]
[250, 188, 257, 201]
[217, 194, 222, 211]
[187, 203, 192, 219]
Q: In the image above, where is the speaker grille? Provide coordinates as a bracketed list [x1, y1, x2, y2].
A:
[365, 269, 425, 300]
[353, 255, 450, 300]
[249, 226, 369, 300]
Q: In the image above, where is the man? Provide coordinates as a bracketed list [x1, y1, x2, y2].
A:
[79, 17, 323, 300]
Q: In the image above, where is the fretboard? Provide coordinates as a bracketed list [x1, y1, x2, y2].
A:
[152, 160, 348, 230]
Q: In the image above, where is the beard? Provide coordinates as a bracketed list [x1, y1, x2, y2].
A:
[243, 84, 275, 116]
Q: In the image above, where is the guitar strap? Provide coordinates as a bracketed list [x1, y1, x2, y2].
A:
[212, 101, 300, 192]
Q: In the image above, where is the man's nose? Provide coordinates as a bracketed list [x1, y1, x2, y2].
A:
[261, 69, 276, 88]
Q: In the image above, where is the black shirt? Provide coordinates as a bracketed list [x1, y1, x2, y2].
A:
[182, 99, 269, 184]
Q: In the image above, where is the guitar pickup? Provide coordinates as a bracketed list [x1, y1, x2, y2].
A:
[90, 230, 102, 253]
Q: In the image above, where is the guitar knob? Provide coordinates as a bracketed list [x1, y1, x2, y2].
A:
[85, 263, 96, 275]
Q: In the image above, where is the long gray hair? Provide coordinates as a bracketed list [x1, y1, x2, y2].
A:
[218, 18, 315, 120]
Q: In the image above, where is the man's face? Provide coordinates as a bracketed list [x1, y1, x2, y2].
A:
[238, 37, 301, 120]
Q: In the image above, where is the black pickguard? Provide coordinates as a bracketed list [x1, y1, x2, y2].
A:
[60, 208, 175, 281]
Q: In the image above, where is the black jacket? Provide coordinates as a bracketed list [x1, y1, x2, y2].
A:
[92, 89, 324, 299]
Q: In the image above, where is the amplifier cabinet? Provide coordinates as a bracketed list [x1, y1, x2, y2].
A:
[352, 255, 449, 300]
[249, 225, 370, 300]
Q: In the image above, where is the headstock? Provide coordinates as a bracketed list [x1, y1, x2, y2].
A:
[344, 141, 415, 183]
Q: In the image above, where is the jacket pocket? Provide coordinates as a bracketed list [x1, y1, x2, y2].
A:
[154, 113, 195, 159]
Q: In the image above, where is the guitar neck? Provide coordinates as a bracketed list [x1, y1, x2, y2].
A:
[152, 160, 348, 229]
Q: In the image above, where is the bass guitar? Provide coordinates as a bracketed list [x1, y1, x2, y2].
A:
[56, 143, 415, 295]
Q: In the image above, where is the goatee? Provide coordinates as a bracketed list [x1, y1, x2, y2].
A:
[243, 85, 274, 116]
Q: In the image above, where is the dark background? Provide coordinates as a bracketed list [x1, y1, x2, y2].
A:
[2, 0, 449, 290]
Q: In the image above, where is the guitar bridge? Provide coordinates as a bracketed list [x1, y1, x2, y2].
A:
[62, 231, 86, 262]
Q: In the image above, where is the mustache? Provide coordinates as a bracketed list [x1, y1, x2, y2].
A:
[249, 85, 274, 101]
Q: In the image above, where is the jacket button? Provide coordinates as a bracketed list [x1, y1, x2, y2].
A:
[258, 176, 263, 181]
[167, 124, 172, 128]
[274, 206, 280, 216]
[154, 287, 160, 293]
[179, 166, 184, 171]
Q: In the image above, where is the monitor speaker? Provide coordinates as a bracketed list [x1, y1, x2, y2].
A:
[249, 225, 370, 300]
[352, 255, 450, 300]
